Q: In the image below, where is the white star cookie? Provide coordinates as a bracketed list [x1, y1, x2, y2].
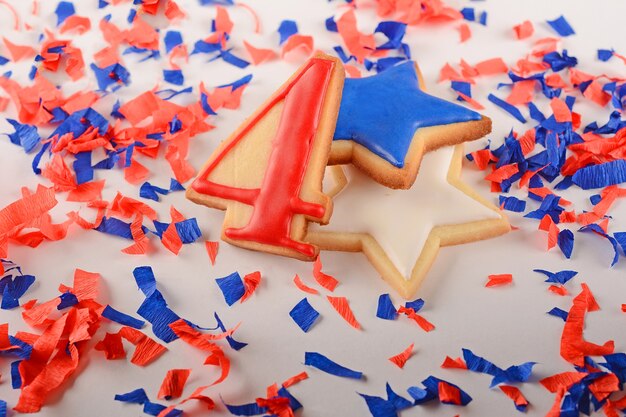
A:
[306, 144, 510, 299]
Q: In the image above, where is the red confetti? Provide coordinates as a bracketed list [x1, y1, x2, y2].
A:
[241, 271, 261, 302]
[205, 240, 219, 265]
[158, 369, 192, 400]
[327, 295, 361, 330]
[313, 256, 339, 292]
[513, 20, 534, 39]
[388, 343, 415, 369]
[486, 274, 513, 287]
[293, 274, 319, 295]
[441, 356, 467, 369]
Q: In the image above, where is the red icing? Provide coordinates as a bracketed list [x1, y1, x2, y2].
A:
[191, 58, 334, 257]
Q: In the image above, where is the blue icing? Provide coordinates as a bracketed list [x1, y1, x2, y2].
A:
[334, 61, 482, 168]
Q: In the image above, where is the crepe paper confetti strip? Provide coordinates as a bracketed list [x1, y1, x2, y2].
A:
[458, 23, 471, 43]
[241, 271, 261, 302]
[277, 20, 298, 45]
[513, 20, 534, 40]
[488, 94, 527, 123]
[158, 369, 192, 400]
[304, 352, 363, 379]
[205, 241, 219, 265]
[313, 257, 339, 292]
[561, 284, 614, 366]
[572, 160, 626, 190]
[212, 312, 247, 351]
[548, 307, 569, 321]
[499, 195, 526, 212]
[293, 274, 319, 295]
[462, 348, 535, 387]
[54, 1, 75, 26]
[327, 295, 361, 329]
[557, 229, 574, 258]
[0, 273, 35, 309]
[408, 376, 473, 406]
[499, 385, 529, 412]
[289, 298, 320, 333]
[579, 224, 620, 266]
[389, 343, 415, 369]
[243, 41, 277, 65]
[115, 388, 150, 404]
[133, 266, 182, 343]
[441, 356, 468, 369]
[486, 274, 513, 287]
[359, 384, 413, 417]
[376, 293, 398, 320]
[6, 119, 40, 153]
[102, 305, 146, 329]
[168, 320, 230, 386]
[216, 272, 246, 306]
[548, 285, 568, 296]
[398, 307, 435, 332]
[547, 15, 575, 37]
[139, 179, 185, 202]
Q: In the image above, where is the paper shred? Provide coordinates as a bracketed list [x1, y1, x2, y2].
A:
[486, 274, 513, 287]
[572, 160, 626, 190]
[513, 20, 534, 40]
[140, 179, 184, 202]
[579, 224, 620, 266]
[115, 388, 150, 404]
[561, 284, 614, 366]
[388, 343, 414, 369]
[204, 241, 219, 266]
[277, 20, 298, 45]
[168, 320, 230, 386]
[281, 34, 313, 59]
[243, 41, 276, 65]
[3, 38, 36, 61]
[458, 23, 471, 43]
[216, 272, 245, 306]
[213, 312, 247, 351]
[475, 58, 508, 76]
[313, 257, 339, 292]
[441, 356, 467, 369]
[499, 195, 526, 212]
[59, 15, 91, 34]
[500, 385, 529, 412]
[488, 94, 527, 123]
[398, 306, 434, 332]
[533, 269, 578, 284]
[410, 376, 472, 406]
[0, 186, 56, 238]
[102, 305, 145, 329]
[158, 369, 191, 400]
[6, 119, 40, 153]
[336, 9, 375, 63]
[376, 294, 397, 320]
[1, 273, 35, 310]
[54, 1, 75, 26]
[547, 15, 575, 37]
[548, 307, 569, 321]
[133, 266, 181, 343]
[557, 229, 574, 258]
[289, 298, 320, 332]
[304, 352, 363, 379]
[163, 69, 184, 85]
[293, 274, 318, 295]
[327, 295, 361, 329]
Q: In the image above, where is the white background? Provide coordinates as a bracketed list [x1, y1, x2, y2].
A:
[0, 0, 625, 416]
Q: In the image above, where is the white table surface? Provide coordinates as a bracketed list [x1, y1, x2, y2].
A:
[0, 0, 625, 416]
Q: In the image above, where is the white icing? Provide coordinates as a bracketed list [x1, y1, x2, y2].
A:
[312, 146, 500, 278]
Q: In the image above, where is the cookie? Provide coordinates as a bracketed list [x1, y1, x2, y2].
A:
[330, 60, 492, 189]
[306, 144, 510, 299]
[186, 53, 345, 261]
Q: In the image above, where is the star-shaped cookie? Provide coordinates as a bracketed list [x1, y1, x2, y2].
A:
[330, 61, 492, 189]
[306, 144, 510, 299]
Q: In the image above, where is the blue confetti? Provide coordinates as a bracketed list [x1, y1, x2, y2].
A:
[133, 266, 182, 343]
[94, 217, 133, 239]
[615, 232, 626, 255]
[547, 307, 569, 321]
[102, 305, 145, 329]
[57, 292, 79, 309]
[289, 298, 320, 332]
[11, 360, 22, 388]
[6, 119, 40, 153]
[218, 73, 253, 91]
[224, 402, 266, 416]
[163, 69, 184, 85]
[174, 218, 202, 244]
[558, 229, 574, 258]
[74, 151, 93, 185]
[216, 272, 245, 306]
[325, 16, 337, 32]
[572, 160, 626, 190]
[533, 269, 578, 284]
[0, 399, 5, 417]
[374, 21, 407, 50]
[547, 15, 575, 37]
[404, 298, 424, 312]
[140, 179, 184, 201]
[0, 274, 35, 310]
[164, 31, 183, 54]
[219, 50, 250, 68]
[376, 294, 397, 320]
[498, 195, 526, 212]
[304, 352, 363, 379]
[578, 224, 620, 266]
[90, 63, 131, 91]
[413, 376, 472, 405]
[277, 20, 298, 45]
[462, 349, 535, 387]
[543, 50, 578, 71]
[55, 1, 75, 26]
[214, 312, 247, 350]
[488, 94, 527, 123]
[359, 393, 399, 417]
[114, 388, 149, 404]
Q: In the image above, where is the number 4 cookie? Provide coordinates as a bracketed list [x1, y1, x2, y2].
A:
[186, 54, 345, 261]
[330, 61, 492, 189]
